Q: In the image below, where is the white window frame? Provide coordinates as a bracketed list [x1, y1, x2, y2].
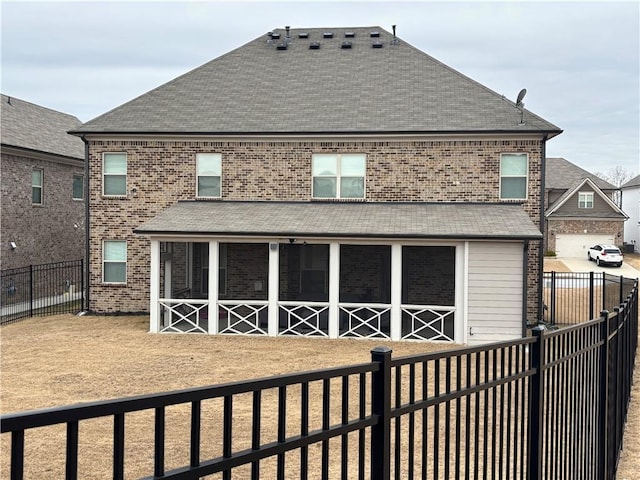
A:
[499, 153, 528, 200]
[103, 153, 127, 196]
[72, 174, 84, 200]
[196, 153, 222, 199]
[103, 240, 127, 284]
[578, 191, 594, 209]
[312, 153, 366, 199]
[32, 168, 43, 205]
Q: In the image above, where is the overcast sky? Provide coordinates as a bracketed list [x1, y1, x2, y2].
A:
[2, 1, 639, 176]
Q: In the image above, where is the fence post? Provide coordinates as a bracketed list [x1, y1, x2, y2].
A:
[589, 271, 595, 320]
[29, 264, 34, 318]
[80, 259, 85, 311]
[598, 310, 610, 480]
[527, 326, 545, 480]
[371, 346, 392, 480]
[550, 271, 556, 324]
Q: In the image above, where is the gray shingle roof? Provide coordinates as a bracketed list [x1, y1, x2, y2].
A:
[1, 94, 84, 160]
[134, 201, 542, 239]
[545, 157, 616, 190]
[74, 27, 561, 136]
[621, 174, 640, 189]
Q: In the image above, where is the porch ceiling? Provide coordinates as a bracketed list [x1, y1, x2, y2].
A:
[134, 201, 542, 240]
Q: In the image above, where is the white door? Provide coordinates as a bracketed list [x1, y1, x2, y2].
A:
[555, 234, 614, 258]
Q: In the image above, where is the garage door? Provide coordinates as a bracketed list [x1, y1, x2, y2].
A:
[555, 234, 614, 258]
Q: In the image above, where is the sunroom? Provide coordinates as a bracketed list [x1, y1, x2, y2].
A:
[135, 201, 540, 344]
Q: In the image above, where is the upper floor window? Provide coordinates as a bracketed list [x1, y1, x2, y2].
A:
[500, 153, 528, 200]
[196, 153, 222, 198]
[73, 174, 84, 200]
[32, 169, 43, 205]
[103, 240, 127, 284]
[578, 191, 594, 209]
[103, 153, 127, 196]
[312, 153, 366, 199]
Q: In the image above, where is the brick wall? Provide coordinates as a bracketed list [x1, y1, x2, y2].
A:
[1, 152, 85, 270]
[87, 138, 543, 318]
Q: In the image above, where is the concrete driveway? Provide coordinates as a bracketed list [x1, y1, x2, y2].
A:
[556, 256, 640, 278]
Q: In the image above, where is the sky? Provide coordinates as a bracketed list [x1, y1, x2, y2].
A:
[2, 0, 639, 176]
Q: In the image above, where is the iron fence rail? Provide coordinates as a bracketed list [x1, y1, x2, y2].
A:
[1, 280, 638, 479]
[0, 260, 84, 324]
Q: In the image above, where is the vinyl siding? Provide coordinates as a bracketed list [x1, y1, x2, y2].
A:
[467, 242, 523, 344]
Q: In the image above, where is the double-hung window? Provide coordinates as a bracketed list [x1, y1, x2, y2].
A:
[500, 153, 528, 200]
[103, 240, 127, 284]
[32, 169, 43, 205]
[73, 174, 84, 200]
[103, 153, 127, 196]
[578, 191, 594, 209]
[196, 153, 222, 198]
[312, 154, 366, 199]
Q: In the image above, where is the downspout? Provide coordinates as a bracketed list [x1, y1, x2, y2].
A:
[523, 240, 529, 337]
[537, 135, 549, 327]
[81, 135, 90, 312]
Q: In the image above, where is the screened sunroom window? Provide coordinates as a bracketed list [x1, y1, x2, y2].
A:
[312, 154, 366, 199]
[103, 153, 127, 196]
[103, 240, 127, 283]
[197, 153, 222, 198]
[500, 153, 528, 200]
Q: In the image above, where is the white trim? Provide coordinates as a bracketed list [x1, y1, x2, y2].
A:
[150, 240, 160, 333]
[390, 244, 402, 341]
[456, 242, 467, 344]
[102, 152, 127, 197]
[578, 191, 594, 209]
[208, 240, 219, 334]
[102, 239, 127, 284]
[268, 240, 279, 336]
[328, 242, 340, 338]
[196, 153, 222, 199]
[499, 152, 528, 200]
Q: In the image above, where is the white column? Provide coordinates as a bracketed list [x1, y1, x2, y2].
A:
[457, 242, 469, 344]
[268, 242, 280, 336]
[390, 243, 402, 341]
[208, 240, 219, 334]
[149, 239, 160, 333]
[328, 242, 340, 338]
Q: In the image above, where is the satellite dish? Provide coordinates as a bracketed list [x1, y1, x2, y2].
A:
[516, 88, 527, 107]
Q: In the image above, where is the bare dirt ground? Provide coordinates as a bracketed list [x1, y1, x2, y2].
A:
[2, 304, 640, 478]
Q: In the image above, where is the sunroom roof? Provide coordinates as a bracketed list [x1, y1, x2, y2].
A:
[134, 201, 542, 240]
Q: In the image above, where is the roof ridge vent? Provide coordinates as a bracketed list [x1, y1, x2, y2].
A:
[372, 41, 383, 48]
[323, 32, 333, 38]
[341, 41, 352, 49]
[276, 43, 288, 50]
[370, 31, 380, 37]
[298, 32, 309, 39]
[271, 32, 281, 40]
[309, 42, 320, 50]
[345, 31, 355, 38]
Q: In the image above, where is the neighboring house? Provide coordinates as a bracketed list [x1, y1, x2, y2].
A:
[1, 94, 85, 270]
[544, 157, 627, 258]
[71, 26, 562, 344]
[621, 174, 640, 251]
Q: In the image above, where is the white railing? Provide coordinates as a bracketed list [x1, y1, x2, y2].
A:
[401, 305, 455, 341]
[159, 299, 209, 333]
[218, 301, 268, 335]
[278, 302, 329, 337]
[339, 303, 391, 339]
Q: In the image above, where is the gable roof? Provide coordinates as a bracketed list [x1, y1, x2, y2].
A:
[545, 157, 616, 190]
[134, 201, 542, 240]
[545, 177, 627, 218]
[1, 94, 84, 160]
[73, 26, 561, 137]
[621, 174, 640, 189]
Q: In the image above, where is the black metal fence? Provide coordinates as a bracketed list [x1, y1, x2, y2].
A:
[542, 271, 637, 325]
[1, 279, 637, 479]
[0, 260, 84, 325]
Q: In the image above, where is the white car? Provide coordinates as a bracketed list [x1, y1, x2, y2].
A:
[587, 244, 623, 267]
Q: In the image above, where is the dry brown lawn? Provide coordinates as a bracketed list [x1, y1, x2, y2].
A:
[2, 313, 640, 478]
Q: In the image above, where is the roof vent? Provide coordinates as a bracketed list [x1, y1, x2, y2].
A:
[370, 31, 380, 37]
[271, 32, 281, 39]
[341, 41, 352, 49]
[276, 43, 288, 50]
[323, 32, 333, 38]
[298, 32, 309, 39]
[345, 32, 355, 38]
[372, 41, 383, 48]
[309, 42, 320, 49]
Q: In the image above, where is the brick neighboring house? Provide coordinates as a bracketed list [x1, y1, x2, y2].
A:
[621, 174, 640, 251]
[1, 94, 85, 270]
[72, 26, 562, 344]
[544, 157, 627, 258]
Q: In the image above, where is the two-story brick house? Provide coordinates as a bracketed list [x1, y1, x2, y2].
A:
[72, 26, 562, 344]
[1, 94, 85, 270]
